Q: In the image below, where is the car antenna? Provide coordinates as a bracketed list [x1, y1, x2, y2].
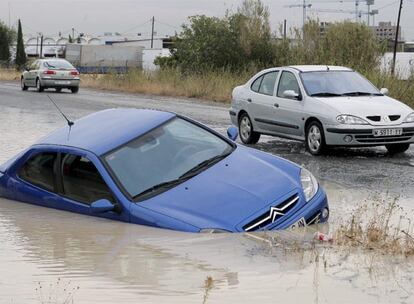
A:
[46, 95, 74, 127]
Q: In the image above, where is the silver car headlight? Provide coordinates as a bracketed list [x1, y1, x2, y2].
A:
[336, 115, 369, 125]
[200, 228, 230, 233]
[404, 112, 414, 123]
[301, 168, 319, 202]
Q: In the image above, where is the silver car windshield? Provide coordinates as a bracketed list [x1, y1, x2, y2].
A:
[44, 60, 74, 70]
[104, 117, 234, 200]
[301, 71, 381, 97]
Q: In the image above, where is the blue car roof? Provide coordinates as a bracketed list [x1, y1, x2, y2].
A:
[37, 108, 176, 155]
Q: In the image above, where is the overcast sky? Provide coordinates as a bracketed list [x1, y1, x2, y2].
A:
[1, 0, 413, 40]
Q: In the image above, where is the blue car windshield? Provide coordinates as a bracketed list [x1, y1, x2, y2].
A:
[104, 117, 234, 200]
[301, 71, 381, 97]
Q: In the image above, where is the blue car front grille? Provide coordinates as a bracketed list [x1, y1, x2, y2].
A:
[243, 194, 299, 232]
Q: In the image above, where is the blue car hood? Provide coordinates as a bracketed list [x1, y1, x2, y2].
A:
[138, 146, 302, 231]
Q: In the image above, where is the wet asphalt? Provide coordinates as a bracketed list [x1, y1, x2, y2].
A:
[0, 81, 413, 202]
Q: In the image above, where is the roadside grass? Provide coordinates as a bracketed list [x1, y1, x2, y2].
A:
[35, 278, 79, 304]
[0, 68, 413, 107]
[251, 194, 414, 258]
[81, 68, 250, 103]
[67, 68, 414, 107]
[366, 71, 414, 109]
[334, 194, 414, 256]
[0, 68, 20, 81]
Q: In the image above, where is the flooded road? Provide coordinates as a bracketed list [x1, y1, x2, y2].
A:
[0, 82, 413, 303]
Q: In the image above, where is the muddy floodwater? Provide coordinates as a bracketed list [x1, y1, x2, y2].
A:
[0, 83, 414, 303]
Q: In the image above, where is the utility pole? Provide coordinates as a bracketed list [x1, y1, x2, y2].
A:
[151, 16, 155, 49]
[392, 0, 403, 76]
[39, 34, 43, 58]
[36, 36, 39, 57]
[72, 28, 75, 41]
[355, 0, 359, 22]
[366, 0, 375, 26]
[284, 1, 311, 35]
[302, 0, 306, 30]
[283, 19, 287, 39]
[8, 2, 11, 28]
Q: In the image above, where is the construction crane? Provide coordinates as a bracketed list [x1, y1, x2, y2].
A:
[310, 0, 376, 23]
[284, 0, 312, 31]
[308, 7, 379, 25]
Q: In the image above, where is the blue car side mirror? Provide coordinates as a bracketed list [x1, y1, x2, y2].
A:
[227, 126, 239, 141]
[90, 199, 115, 213]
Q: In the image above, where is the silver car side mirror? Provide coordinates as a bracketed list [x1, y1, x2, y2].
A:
[380, 88, 389, 96]
[282, 90, 300, 100]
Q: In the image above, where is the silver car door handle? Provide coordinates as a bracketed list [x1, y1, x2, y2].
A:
[247, 98, 252, 102]
[274, 103, 279, 108]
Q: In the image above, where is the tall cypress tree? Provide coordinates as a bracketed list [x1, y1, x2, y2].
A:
[15, 19, 26, 68]
[0, 22, 12, 65]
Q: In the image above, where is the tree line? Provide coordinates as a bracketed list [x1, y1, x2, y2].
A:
[157, 0, 385, 75]
[0, 19, 26, 68]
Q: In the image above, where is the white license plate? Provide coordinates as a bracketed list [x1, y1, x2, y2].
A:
[55, 81, 70, 85]
[290, 217, 307, 229]
[373, 128, 403, 137]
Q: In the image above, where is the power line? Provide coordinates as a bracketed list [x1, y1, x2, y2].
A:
[377, 1, 399, 10]
[120, 19, 152, 34]
[155, 20, 181, 31]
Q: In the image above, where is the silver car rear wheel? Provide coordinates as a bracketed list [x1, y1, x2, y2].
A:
[238, 113, 260, 144]
[36, 78, 44, 92]
[306, 121, 326, 155]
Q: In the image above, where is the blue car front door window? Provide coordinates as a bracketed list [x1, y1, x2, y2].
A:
[61, 154, 115, 205]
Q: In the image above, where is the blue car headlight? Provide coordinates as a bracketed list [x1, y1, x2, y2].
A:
[300, 168, 319, 202]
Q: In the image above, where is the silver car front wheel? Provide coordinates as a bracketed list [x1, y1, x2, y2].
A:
[21, 78, 28, 91]
[306, 121, 326, 155]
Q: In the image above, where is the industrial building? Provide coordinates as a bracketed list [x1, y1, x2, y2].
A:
[371, 21, 401, 41]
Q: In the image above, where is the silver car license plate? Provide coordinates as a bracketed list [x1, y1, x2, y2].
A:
[373, 128, 403, 137]
[55, 81, 70, 85]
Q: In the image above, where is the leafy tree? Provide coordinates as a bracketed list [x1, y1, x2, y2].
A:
[229, 0, 275, 67]
[15, 19, 27, 68]
[156, 0, 383, 75]
[0, 21, 15, 66]
[171, 15, 243, 72]
[285, 20, 385, 73]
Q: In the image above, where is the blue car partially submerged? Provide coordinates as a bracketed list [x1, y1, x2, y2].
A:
[0, 108, 329, 233]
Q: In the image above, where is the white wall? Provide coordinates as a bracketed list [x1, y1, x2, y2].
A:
[143, 48, 171, 71]
[381, 52, 414, 80]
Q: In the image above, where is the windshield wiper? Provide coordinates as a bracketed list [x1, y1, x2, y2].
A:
[310, 92, 343, 97]
[342, 91, 382, 96]
[179, 151, 232, 179]
[134, 178, 186, 199]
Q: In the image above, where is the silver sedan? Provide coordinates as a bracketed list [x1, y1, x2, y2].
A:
[230, 65, 414, 155]
[21, 58, 80, 93]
